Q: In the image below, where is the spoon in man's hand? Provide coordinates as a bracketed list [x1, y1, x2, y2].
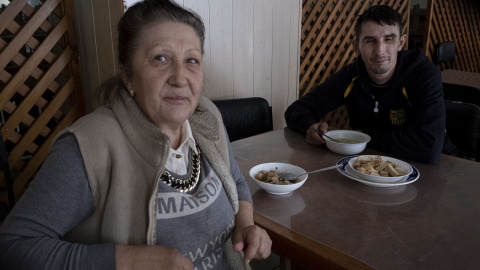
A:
[312, 128, 341, 143]
[277, 164, 341, 182]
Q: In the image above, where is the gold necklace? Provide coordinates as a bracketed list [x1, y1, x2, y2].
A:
[160, 145, 201, 193]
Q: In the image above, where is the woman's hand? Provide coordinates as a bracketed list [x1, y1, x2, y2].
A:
[116, 245, 194, 270]
[306, 122, 329, 146]
[232, 201, 272, 264]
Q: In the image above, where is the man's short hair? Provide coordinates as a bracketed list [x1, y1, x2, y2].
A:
[354, 5, 403, 41]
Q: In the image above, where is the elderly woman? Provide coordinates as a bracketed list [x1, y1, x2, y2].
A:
[0, 0, 271, 269]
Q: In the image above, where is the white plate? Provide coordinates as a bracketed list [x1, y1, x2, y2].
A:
[337, 156, 419, 187]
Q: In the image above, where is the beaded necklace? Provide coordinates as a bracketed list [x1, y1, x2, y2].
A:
[160, 145, 201, 193]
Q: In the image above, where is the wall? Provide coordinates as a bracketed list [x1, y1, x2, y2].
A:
[73, 0, 123, 112]
[75, 0, 301, 130]
[423, 0, 480, 72]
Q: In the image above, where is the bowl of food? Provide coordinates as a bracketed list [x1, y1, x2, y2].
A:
[322, 130, 371, 155]
[249, 163, 308, 195]
[348, 155, 413, 183]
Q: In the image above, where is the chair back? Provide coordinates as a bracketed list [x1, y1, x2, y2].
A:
[434, 41, 456, 69]
[443, 82, 480, 161]
[0, 132, 15, 207]
[443, 82, 480, 106]
[445, 100, 480, 161]
[212, 97, 273, 142]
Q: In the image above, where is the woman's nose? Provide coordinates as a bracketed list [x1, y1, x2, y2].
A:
[168, 61, 188, 87]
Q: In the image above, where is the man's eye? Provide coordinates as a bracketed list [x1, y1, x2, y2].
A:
[187, 58, 199, 64]
[154, 55, 167, 61]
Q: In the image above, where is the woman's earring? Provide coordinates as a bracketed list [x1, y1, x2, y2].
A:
[129, 89, 134, 97]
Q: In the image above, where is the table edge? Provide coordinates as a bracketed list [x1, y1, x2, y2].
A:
[254, 213, 374, 270]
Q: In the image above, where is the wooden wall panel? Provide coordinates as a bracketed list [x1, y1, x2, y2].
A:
[232, 0, 255, 99]
[423, 0, 480, 72]
[0, 0, 85, 205]
[288, 1, 302, 107]
[74, 0, 123, 111]
[206, 0, 234, 98]
[272, 0, 300, 129]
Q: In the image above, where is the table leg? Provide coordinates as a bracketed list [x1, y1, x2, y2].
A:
[280, 256, 291, 270]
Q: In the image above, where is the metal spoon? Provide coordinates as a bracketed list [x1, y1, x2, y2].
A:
[277, 164, 341, 182]
[311, 128, 341, 143]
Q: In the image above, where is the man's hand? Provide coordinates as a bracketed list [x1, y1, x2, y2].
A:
[306, 122, 329, 146]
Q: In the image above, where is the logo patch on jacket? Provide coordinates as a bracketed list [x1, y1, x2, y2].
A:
[390, 109, 406, 125]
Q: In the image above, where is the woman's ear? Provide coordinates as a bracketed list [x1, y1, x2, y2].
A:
[121, 70, 132, 91]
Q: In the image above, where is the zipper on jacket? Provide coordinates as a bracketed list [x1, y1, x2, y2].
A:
[370, 94, 379, 113]
[146, 174, 160, 245]
[146, 141, 170, 245]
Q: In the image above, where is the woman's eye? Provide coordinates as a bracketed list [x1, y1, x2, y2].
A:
[154, 55, 167, 61]
[187, 58, 199, 64]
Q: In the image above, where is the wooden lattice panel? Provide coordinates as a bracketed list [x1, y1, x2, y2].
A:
[300, 0, 410, 128]
[424, 0, 480, 72]
[0, 0, 84, 205]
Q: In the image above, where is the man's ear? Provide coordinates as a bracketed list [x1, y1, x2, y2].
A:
[352, 39, 360, 55]
[398, 34, 407, 51]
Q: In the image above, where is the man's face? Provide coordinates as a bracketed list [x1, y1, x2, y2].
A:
[353, 21, 406, 84]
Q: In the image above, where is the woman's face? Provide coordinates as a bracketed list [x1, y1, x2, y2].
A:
[123, 22, 203, 130]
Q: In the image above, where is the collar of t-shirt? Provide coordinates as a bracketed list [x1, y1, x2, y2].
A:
[368, 79, 392, 99]
[164, 120, 198, 175]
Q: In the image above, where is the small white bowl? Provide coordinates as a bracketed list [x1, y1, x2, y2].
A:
[348, 155, 413, 183]
[249, 163, 308, 195]
[323, 130, 371, 155]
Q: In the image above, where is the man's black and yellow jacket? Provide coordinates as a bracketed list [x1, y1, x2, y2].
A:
[285, 50, 456, 164]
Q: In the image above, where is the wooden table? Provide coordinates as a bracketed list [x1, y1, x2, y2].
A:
[231, 128, 480, 270]
[442, 69, 480, 88]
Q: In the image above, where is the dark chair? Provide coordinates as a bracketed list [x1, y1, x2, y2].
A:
[443, 83, 480, 161]
[443, 82, 480, 106]
[0, 131, 15, 209]
[445, 100, 480, 161]
[212, 97, 273, 142]
[434, 41, 456, 69]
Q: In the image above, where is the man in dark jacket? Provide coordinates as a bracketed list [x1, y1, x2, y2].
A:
[285, 5, 456, 164]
